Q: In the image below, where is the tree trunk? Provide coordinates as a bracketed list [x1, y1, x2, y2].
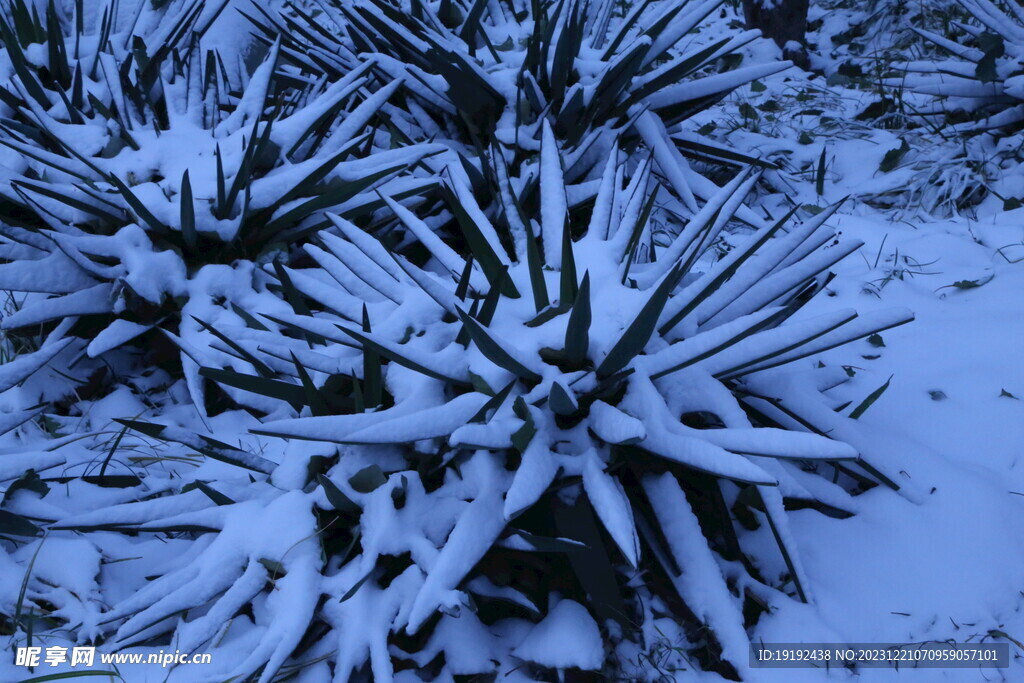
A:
[742, 0, 810, 69]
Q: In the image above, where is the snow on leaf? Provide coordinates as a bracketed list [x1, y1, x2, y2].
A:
[0, 252, 98, 293]
[406, 481, 506, 633]
[0, 451, 65, 482]
[86, 320, 153, 358]
[0, 337, 74, 393]
[582, 451, 640, 568]
[504, 436, 559, 520]
[340, 393, 490, 444]
[623, 374, 777, 484]
[540, 120, 567, 268]
[642, 472, 750, 675]
[512, 599, 603, 670]
[2, 284, 113, 329]
[587, 400, 646, 445]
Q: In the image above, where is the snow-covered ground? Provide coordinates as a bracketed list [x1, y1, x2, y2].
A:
[707, 57, 1024, 680]
[749, 206, 1024, 681]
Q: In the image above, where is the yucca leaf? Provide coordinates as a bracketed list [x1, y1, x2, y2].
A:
[660, 205, 799, 335]
[469, 380, 517, 423]
[475, 265, 508, 327]
[540, 120, 566, 268]
[271, 260, 315, 321]
[458, 0, 490, 46]
[756, 486, 810, 603]
[44, 0, 71, 88]
[349, 464, 388, 493]
[600, 0, 655, 57]
[231, 303, 271, 332]
[548, 0, 583, 102]
[0, 16, 50, 109]
[51, 84, 83, 125]
[548, 381, 578, 415]
[456, 255, 475, 301]
[287, 70, 375, 160]
[85, 92, 138, 149]
[338, 325, 471, 385]
[0, 509, 41, 537]
[224, 117, 270, 219]
[456, 308, 543, 382]
[0, 134, 92, 182]
[722, 309, 914, 379]
[713, 310, 859, 379]
[87, 5, 110, 78]
[182, 481, 236, 506]
[524, 220, 550, 313]
[192, 317, 275, 378]
[506, 528, 589, 553]
[200, 367, 305, 412]
[443, 184, 520, 298]
[648, 306, 794, 380]
[259, 160, 408, 240]
[641, 470, 751, 670]
[215, 144, 227, 218]
[317, 474, 361, 517]
[444, 181, 516, 286]
[179, 170, 197, 251]
[10, 180, 125, 225]
[142, 0, 210, 83]
[455, 297, 480, 348]
[628, 36, 732, 105]
[671, 134, 778, 169]
[8, 0, 42, 47]
[361, 305, 383, 408]
[553, 85, 586, 144]
[564, 271, 592, 367]
[510, 396, 537, 452]
[597, 264, 684, 378]
[424, 45, 505, 124]
[559, 213, 578, 304]
[0, 338, 74, 393]
[106, 174, 172, 239]
[620, 183, 659, 283]
[351, 372, 366, 414]
[113, 419, 275, 474]
[553, 494, 630, 628]
[491, 142, 529, 257]
[582, 452, 640, 568]
[588, 37, 650, 122]
[849, 375, 893, 420]
[290, 352, 329, 417]
[816, 148, 827, 196]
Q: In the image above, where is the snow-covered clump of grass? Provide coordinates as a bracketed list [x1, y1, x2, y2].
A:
[810, 0, 963, 73]
[251, 0, 791, 228]
[157, 139, 916, 678]
[893, 0, 1024, 133]
[0, 1, 440, 412]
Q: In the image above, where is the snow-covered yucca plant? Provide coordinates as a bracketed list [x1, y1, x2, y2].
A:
[73, 143, 915, 680]
[0, 2, 439, 410]
[250, 0, 789, 227]
[0, 0, 229, 138]
[895, 0, 1024, 132]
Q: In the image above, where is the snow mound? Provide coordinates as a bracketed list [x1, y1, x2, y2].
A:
[512, 599, 603, 670]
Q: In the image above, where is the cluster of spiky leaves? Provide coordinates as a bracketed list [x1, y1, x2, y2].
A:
[0, 1, 920, 681]
[249, 0, 789, 227]
[895, 0, 1024, 132]
[40, 138, 916, 681]
[0, 0, 440, 412]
